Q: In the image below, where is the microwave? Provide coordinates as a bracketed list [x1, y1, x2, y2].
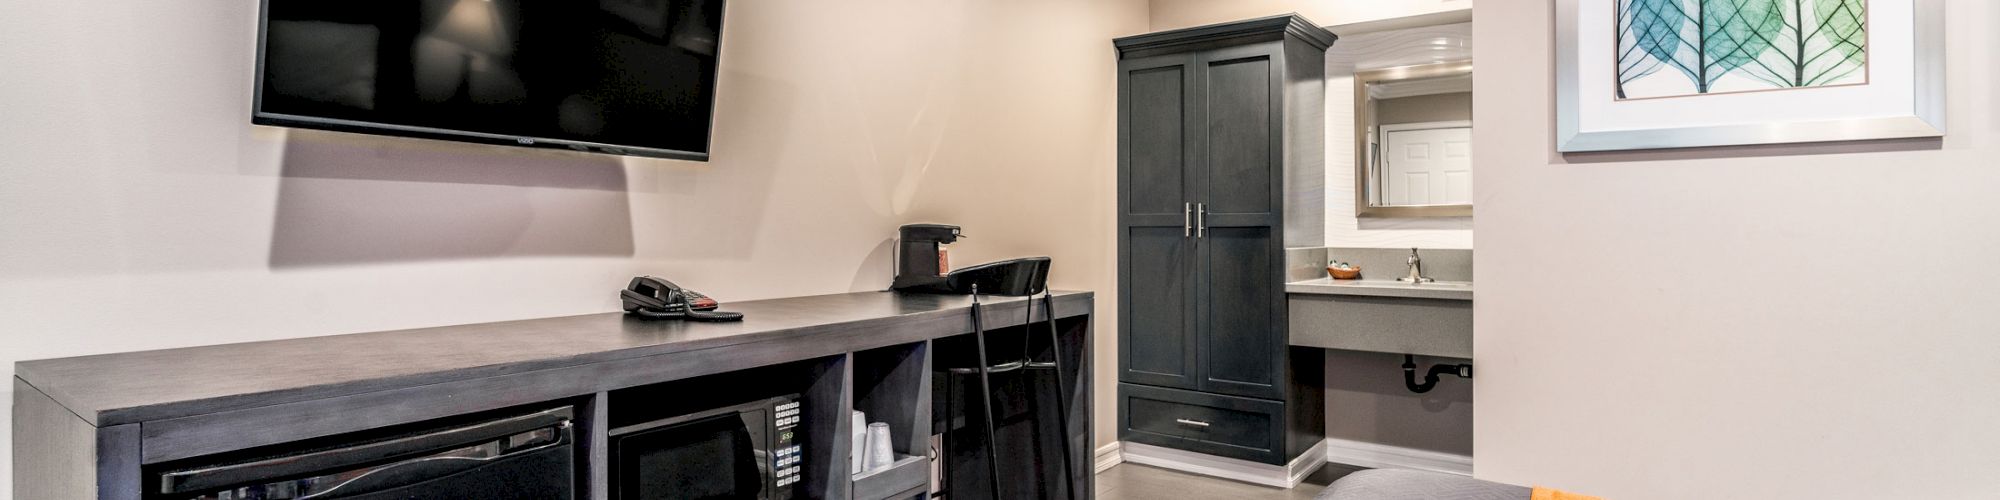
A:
[610, 395, 805, 500]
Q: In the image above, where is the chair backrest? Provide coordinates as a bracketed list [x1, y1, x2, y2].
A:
[946, 257, 1050, 296]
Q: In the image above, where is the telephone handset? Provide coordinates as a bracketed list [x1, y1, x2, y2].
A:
[620, 276, 744, 322]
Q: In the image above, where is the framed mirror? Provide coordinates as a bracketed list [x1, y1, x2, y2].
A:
[1355, 60, 1473, 218]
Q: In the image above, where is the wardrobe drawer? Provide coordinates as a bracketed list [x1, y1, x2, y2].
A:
[1119, 383, 1285, 464]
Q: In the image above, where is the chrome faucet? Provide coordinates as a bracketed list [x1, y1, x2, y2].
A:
[1397, 247, 1434, 284]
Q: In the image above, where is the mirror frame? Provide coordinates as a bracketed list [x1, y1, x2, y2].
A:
[1354, 60, 1475, 218]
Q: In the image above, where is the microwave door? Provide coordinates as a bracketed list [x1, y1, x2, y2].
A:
[619, 414, 766, 500]
[738, 409, 772, 500]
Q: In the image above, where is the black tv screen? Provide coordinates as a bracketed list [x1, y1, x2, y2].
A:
[254, 0, 725, 160]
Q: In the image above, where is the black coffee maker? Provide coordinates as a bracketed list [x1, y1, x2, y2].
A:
[891, 224, 1048, 295]
[890, 224, 961, 292]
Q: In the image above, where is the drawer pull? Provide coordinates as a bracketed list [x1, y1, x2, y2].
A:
[1174, 418, 1210, 428]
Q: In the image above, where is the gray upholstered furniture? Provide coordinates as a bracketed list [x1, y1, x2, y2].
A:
[1318, 469, 1530, 500]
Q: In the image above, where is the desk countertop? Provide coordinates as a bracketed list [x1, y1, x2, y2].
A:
[16, 290, 1093, 426]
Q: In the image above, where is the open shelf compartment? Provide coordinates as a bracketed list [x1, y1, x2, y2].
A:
[849, 341, 932, 500]
[851, 454, 929, 500]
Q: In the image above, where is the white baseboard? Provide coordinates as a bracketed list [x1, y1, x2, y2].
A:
[1287, 440, 1330, 487]
[1322, 437, 1473, 477]
[1116, 440, 1327, 489]
[1094, 442, 1124, 474]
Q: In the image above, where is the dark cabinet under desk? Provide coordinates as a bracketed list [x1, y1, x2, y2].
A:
[1115, 14, 1333, 469]
[146, 405, 579, 500]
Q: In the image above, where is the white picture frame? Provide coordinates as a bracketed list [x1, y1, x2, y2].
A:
[1555, 0, 1945, 152]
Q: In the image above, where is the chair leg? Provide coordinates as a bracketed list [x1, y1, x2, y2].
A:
[1040, 292, 1078, 500]
[970, 291, 1006, 500]
[1019, 295, 1058, 499]
[940, 366, 953, 499]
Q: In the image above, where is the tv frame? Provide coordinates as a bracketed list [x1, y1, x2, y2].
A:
[250, 0, 725, 161]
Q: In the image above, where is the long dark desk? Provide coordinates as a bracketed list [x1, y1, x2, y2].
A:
[14, 290, 1095, 500]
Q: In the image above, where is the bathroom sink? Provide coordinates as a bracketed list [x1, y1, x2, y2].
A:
[1284, 278, 1473, 301]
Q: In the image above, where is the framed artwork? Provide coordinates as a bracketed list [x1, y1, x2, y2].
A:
[1556, 0, 1944, 152]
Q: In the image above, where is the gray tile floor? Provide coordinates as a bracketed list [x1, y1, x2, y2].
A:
[1093, 462, 1367, 500]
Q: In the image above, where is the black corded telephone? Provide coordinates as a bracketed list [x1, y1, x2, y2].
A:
[620, 276, 744, 322]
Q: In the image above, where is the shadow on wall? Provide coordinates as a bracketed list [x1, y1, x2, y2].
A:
[622, 70, 795, 261]
[267, 131, 636, 268]
[848, 238, 897, 292]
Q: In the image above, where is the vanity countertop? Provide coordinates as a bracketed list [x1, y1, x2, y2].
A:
[1286, 277, 1473, 301]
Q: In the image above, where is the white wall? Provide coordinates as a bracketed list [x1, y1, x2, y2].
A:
[1474, 0, 2000, 498]
[0, 0, 1147, 491]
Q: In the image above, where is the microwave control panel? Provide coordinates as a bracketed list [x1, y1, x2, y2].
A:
[772, 400, 804, 497]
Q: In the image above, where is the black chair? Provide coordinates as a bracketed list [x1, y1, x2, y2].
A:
[939, 258, 1077, 499]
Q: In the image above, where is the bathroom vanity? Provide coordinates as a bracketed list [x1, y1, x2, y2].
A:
[13, 291, 1094, 500]
[1286, 248, 1472, 358]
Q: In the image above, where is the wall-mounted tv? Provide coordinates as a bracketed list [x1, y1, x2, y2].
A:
[254, 0, 725, 160]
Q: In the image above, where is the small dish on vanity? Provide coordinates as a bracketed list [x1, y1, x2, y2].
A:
[1327, 261, 1362, 280]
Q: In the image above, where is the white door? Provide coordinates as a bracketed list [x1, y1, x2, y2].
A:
[1382, 125, 1472, 206]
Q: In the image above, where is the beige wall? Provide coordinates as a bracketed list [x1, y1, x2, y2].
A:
[0, 0, 1148, 489]
[1474, 0, 2000, 498]
[1148, 0, 1471, 30]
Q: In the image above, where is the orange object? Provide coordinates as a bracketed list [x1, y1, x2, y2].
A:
[1532, 486, 1604, 500]
[1327, 266, 1361, 280]
[938, 245, 950, 276]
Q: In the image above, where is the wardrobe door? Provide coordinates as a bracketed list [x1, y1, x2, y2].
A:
[1118, 53, 1200, 390]
[1193, 44, 1286, 400]
[1195, 226, 1281, 399]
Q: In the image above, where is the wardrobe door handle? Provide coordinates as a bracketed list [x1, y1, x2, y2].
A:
[1183, 202, 1192, 237]
[1196, 204, 1207, 238]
